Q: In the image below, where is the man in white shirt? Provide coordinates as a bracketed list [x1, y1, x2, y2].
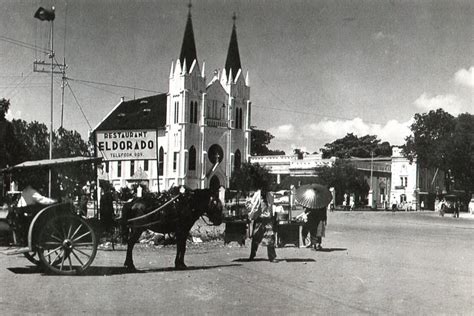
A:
[17, 185, 56, 208]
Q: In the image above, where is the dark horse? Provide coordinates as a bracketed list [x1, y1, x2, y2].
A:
[121, 187, 223, 271]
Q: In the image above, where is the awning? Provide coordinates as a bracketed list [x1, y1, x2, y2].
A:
[1, 156, 102, 172]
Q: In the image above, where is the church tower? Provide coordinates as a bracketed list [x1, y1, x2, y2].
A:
[163, 7, 250, 191]
[165, 4, 206, 189]
[220, 14, 251, 185]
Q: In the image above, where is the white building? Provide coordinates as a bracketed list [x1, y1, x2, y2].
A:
[390, 147, 418, 210]
[93, 9, 250, 192]
[251, 147, 446, 210]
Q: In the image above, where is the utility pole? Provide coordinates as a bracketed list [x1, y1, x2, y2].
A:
[34, 6, 66, 197]
[369, 151, 375, 209]
[60, 57, 67, 128]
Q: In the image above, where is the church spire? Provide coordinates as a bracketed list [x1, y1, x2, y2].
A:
[224, 13, 242, 81]
[179, 2, 197, 71]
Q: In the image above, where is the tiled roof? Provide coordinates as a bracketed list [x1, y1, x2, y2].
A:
[94, 94, 167, 131]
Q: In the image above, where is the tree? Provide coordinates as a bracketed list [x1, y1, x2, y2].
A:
[445, 113, 474, 194]
[251, 127, 285, 156]
[230, 162, 273, 195]
[10, 120, 92, 198]
[320, 133, 392, 159]
[404, 110, 473, 195]
[316, 160, 370, 205]
[402, 109, 456, 169]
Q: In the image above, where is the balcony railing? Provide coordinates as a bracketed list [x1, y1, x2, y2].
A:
[205, 118, 227, 128]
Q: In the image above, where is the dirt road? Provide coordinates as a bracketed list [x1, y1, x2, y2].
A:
[0, 211, 472, 315]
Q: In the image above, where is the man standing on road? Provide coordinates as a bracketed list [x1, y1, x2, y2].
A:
[247, 189, 278, 262]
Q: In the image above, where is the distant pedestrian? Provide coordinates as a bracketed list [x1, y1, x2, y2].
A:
[453, 199, 460, 218]
[100, 184, 115, 233]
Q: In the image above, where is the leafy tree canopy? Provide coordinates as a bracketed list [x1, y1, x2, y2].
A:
[229, 162, 273, 194]
[320, 133, 392, 159]
[403, 109, 473, 193]
[251, 127, 285, 156]
[10, 120, 92, 199]
[316, 159, 370, 205]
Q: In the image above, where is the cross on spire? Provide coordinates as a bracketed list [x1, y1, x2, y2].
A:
[188, 0, 192, 17]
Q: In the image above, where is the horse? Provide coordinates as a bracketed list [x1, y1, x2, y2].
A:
[120, 187, 223, 271]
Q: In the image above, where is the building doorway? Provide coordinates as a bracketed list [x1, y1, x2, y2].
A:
[209, 175, 220, 192]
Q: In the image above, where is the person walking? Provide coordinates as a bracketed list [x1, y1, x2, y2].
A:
[248, 189, 278, 262]
[305, 206, 327, 250]
[294, 184, 332, 251]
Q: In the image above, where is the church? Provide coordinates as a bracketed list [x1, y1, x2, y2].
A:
[93, 8, 251, 192]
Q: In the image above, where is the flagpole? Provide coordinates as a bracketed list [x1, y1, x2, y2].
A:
[34, 6, 56, 197]
[48, 16, 54, 197]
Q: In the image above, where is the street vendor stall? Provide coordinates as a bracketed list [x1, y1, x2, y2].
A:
[223, 194, 248, 245]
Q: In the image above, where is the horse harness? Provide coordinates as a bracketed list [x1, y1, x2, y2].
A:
[125, 191, 211, 229]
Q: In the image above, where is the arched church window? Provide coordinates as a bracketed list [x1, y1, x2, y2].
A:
[239, 108, 243, 129]
[188, 146, 196, 171]
[235, 107, 239, 128]
[221, 103, 225, 120]
[174, 101, 179, 123]
[193, 102, 198, 123]
[234, 149, 241, 170]
[158, 147, 164, 176]
[190, 101, 194, 123]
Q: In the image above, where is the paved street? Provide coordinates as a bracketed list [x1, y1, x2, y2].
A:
[0, 211, 472, 315]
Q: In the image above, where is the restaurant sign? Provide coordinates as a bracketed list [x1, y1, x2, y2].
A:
[96, 130, 157, 161]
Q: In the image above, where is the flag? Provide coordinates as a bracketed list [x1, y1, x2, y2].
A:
[34, 7, 55, 21]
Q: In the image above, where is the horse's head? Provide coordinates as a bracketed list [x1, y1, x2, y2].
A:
[192, 189, 223, 225]
[207, 192, 224, 225]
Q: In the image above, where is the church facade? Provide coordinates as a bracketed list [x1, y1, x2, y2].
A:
[93, 10, 251, 192]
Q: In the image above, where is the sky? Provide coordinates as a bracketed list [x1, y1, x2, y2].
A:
[1, 0, 473, 155]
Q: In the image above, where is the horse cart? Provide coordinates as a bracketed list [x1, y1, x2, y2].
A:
[1, 156, 225, 274]
[1, 157, 102, 275]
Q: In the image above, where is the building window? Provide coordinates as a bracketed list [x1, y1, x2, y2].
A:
[144, 160, 149, 172]
[404, 177, 407, 187]
[105, 161, 109, 173]
[130, 161, 135, 177]
[239, 108, 243, 129]
[234, 149, 241, 170]
[158, 147, 164, 176]
[173, 152, 178, 171]
[188, 146, 196, 171]
[235, 107, 239, 128]
[174, 101, 179, 123]
[194, 102, 198, 123]
[117, 161, 122, 177]
[190, 101, 198, 124]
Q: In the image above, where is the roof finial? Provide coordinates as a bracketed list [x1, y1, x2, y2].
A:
[188, 0, 192, 17]
[232, 12, 237, 26]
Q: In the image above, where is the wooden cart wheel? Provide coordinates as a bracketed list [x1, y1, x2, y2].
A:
[37, 214, 98, 275]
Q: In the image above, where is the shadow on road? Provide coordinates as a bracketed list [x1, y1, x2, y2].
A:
[7, 263, 242, 276]
[315, 248, 347, 252]
[233, 258, 316, 263]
